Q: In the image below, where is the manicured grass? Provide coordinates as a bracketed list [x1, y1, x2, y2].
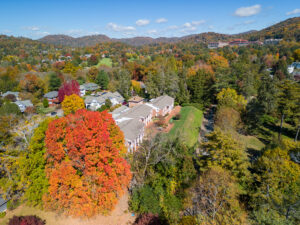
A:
[169, 106, 203, 147]
[97, 58, 112, 68]
[239, 135, 265, 151]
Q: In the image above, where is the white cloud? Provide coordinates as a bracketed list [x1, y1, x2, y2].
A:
[286, 8, 300, 15]
[24, 26, 40, 31]
[135, 19, 150, 26]
[147, 29, 158, 35]
[183, 22, 192, 28]
[208, 25, 214, 30]
[191, 20, 206, 25]
[234, 4, 261, 17]
[168, 25, 179, 30]
[156, 18, 168, 23]
[107, 23, 136, 32]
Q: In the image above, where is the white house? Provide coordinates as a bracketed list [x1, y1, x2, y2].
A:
[148, 95, 174, 116]
[84, 91, 124, 111]
[14, 100, 33, 113]
[80, 83, 100, 96]
[2, 91, 20, 101]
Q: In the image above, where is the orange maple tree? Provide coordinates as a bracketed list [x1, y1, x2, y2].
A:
[44, 109, 131, 217]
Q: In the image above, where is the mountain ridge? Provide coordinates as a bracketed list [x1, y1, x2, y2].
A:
[35, 17, 300, 46]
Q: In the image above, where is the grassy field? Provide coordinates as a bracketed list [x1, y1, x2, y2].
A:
[97, 58, 112, 68]
[239, 135, 265, 151]
[169, 106, 203, 147]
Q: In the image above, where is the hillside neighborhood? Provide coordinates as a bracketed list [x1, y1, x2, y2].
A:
[0, 3, 299, 224]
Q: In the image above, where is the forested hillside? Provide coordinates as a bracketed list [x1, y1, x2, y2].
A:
[0, 15, 300, 225]
[38, 17, 300, 47]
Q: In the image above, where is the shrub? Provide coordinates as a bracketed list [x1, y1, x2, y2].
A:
[25, 106, 36, 115]
[0, 211, 6, 218]
[133, 213, 164, 225]
[155, 115, 165, 127]
[42, 98, 49, 108]
[174, 113, 181, 120]
[8, 215, 45, 225]
[7, 199, 20, 210]
[0, 102, 21, 116]
[4, 94, 16, 102]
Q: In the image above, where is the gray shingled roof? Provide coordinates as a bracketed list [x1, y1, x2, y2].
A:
[116, 104, 153, 119]
[150, 95, 174, 110]
[15, 100, 33, 107]
[84, 91, 124, 105]
[2, 91, 19, 98]
[118, 118, 144, 141]
[80, 83, 99, 91]
[44, 91, 58, 98]
[111, 105, 129, 118]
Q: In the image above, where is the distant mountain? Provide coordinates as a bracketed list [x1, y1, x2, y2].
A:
[38, 17, 300, 47]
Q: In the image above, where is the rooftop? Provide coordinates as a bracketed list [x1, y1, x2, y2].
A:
[118, 118, 144, 141]
[128, 96, 144, 102]
[150, 95, 174, 110]
[44, 91, 58, 98]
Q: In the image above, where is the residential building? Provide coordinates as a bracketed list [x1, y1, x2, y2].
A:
[229, 39, 249, 46]
[264, 39, 282, 45]
[147, 95, 174, 116]
[14, 100, 33, 112]
[118, 118, 145, 152]
[43, 91, 58, 105]
[85, 91, 124, 111]
[288, 62, 300, 74]
[128, 96, 144, 108]
[1, 91, 20, 101]
[111, 105, 130, 119]
[80, 83, 99, 96]
[208, 41, 229, 49]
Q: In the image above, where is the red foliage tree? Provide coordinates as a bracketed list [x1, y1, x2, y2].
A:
[134, 213, 163, 225]
[44, 109, 131, 217]
[58, 80, 80, 102]
[8, 215, 45, 225]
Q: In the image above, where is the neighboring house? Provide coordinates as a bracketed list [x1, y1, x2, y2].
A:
[43, 91, 58, 105]
[85, 91, 124, 111]
[80, 83, 100, 96]
[147, 95, 174, 116]
[115, 104, 154, 126]
[1, 91, 20, 101]
[208, 41, 229, 49]
[14, 100, 33, 113]
[288, 62, 300, 74]
[111, 105, 130, 119]
[0, 196, 8, 212]
[264, 39, 282, 45]
[128, 96, 144, 108]
[118, 118, 145, 152]
[229, 39, 249, 46]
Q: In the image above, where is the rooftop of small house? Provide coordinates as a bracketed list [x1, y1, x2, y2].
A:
[80, 82, 99, 91]
[128, 96, 144, 103]
[44, 91, 58, 99]
[150, 95, 174, 110]
[115, 104, 153, 120]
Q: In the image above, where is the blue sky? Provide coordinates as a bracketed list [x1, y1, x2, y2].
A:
[0, 0, 299, 39]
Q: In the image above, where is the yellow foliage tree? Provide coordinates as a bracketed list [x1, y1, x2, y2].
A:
[61, 94, 85, 115]
[217, 88, 247, 112]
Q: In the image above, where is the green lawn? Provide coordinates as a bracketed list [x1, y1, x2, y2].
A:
[169, 106, 203, 147]
[239, 135, 265, 151]
[97, 58, 112, 68]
